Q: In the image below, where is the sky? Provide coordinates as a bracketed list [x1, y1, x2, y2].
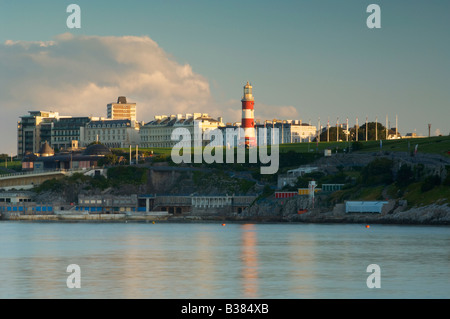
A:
[0, 0, 449, 155]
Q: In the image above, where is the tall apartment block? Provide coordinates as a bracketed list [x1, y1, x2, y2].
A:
[107, 96, 137, 123]
[51, 116, 94, 151]
[17, 111, 60, 158]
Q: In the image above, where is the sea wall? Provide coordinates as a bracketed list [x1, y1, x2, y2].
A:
[242, 195, 450, 225]
[2, 212, 170, 222]
[2, 203, 449, 225]
[282, 203, 450, 225]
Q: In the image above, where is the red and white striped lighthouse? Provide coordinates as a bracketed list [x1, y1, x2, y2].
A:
[241, 81, 256, 148]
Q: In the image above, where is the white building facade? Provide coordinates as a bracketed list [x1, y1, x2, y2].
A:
[256, 120, 317, 145]
[83, 119, 140, 148]
[140, 113, 225, 148]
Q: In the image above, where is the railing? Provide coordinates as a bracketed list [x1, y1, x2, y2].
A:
[0, 168, 91, 179]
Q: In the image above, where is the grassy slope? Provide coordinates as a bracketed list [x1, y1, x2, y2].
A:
[278, 135, 450, 157]
[116, 135, 450, 157]
[354, 136, 450, 157]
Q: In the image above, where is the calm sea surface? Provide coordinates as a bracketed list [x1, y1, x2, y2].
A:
[0, 221, 448, 299]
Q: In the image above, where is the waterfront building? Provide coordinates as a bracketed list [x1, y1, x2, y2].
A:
[84, 119, 140, 148]
[0, 191, 33, 204]
[297, 188, 321, 195]
[78, 194, 139, 214]
[345, 201, 388, 214]
[107, 96, 137, 123]
[139, 113, 225, 148]
[275, 191, 297, 199]
[76, 194, 256, 215]
[321, 184, 345, 192]
[0, 202, 54, 215]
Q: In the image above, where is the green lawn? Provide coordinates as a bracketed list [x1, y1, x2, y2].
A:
[125, 136, 450, 158]
[0, 160, 22, 174]
[354, 136, 450, 157]
[403, 183, 450, 207]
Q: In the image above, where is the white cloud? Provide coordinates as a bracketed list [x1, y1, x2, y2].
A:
[0, 33, 219, 154]
[0, 33, 214, 119]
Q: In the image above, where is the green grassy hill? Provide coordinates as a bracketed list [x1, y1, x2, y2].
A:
[115, 135, 450, 159]
[278, 135, 450, 157]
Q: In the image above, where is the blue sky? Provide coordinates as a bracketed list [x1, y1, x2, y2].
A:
[0, 0, 449, 154]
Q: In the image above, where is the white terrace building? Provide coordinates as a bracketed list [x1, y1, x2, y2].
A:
[256, 120, 317, 145]
[140, 113, 225, 148]
[83, 119, 140, 148]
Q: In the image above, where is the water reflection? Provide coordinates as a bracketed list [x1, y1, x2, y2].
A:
[122, 231, 147, 298]
[0, 223, 448, 298]
[240, 224, 259, 298]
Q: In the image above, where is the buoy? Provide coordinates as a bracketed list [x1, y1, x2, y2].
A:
[222, 223, 226, 226]
[365, 225, 370, 228]
[152, 221, 155, 224]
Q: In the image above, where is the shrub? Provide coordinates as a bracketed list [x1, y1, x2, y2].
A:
[396, 164, 414, 187]
[361, 158, 393, 185]
[107, 166, 147, 186]
[352, 141, 363, 151]
[421, 175, 441, 192]
[443, 166, 450, 186]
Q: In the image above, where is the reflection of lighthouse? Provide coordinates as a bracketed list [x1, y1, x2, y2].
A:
[309, 180, 316, 208]
[241, 82, 256, 148]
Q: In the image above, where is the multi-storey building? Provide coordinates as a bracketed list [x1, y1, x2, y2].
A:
[256, 120, 317, 145]
[17, 111, 103, 157]
[17, 111, 60, 157]
[83, 119, 140, 148]
[51, 116, 95, 151]
[107, 96, 137, 122]
[140, 113, 225, 148]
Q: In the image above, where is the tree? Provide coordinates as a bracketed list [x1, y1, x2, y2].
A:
[361, 158, 393, 185]
[317, 126, 347, 142]
[350, 122, 387, 141]
[396, 164, 414, 187]
[97, 154, 118, 167]
[421, 175, 441, 192]
[352, 141, 363, 151]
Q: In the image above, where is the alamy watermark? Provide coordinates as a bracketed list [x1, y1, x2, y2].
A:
[66, 4, 81, 29]
[170, 124, 280, 175]
[66, 264, 81, 289]
[366, 264, 381, 289]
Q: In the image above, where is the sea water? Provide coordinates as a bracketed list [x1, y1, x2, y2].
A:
[0, 222, 448, 299]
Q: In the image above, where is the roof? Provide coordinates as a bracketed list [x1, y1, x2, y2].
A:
[38, 142, 54, 156]
[117, 96, 127, 104]
[143, 115, 219, 127]
[87, 119, 131, 127]
[83, 143, 112, 156]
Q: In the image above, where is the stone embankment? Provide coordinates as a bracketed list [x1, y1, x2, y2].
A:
[3, 189, 449, 225]
[2, 203, 449, 225]
[2, 212, 170, 222]
[241, 196, 450, 225]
